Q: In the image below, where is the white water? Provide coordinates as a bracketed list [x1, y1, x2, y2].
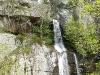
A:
[53, 19, 66, 53]
[74, 53, 81, 75]
[38, 0, 44, 4]
[53, 19, 70, 75]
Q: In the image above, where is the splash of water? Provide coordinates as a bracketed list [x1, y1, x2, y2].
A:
[53, 19, 70, 75]
[74, 53, 81, 75]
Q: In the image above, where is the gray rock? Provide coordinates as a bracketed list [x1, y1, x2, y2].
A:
[0, 33, 18, 60]
[9, 44, 57, 75]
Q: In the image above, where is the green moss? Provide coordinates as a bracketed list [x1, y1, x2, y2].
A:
[0, 56, 14, 74]
[0, 43, 8, 51]
[15, 34, 27, 43]
[10, 46, 22, 55]
[11, 45, 31, 55]
[0, 27, 3, 33]
[31, 35, 42, 45]
[22, 45, 30, 54]
[0, 45, 31, 74]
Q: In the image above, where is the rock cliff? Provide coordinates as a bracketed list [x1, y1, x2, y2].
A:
[0, 33, 58, 75]
[0, 0, 99, 75]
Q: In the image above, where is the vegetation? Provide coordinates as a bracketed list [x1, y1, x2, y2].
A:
[0, 42, 8, 51]
[64, 20, 99, 56]
[22, 45, 30, 54]
[33, 21, 53, 45]
[0, 44, 31, 74]
[15, 33, 27, 44]
[64, 0, 100, 74]
[0, 0, 100, 75]
[0, 27, 3, 33]
[0, 56, 14, 75]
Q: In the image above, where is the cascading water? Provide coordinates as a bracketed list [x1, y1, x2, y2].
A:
[73, 53, 81, 75]
[53, 19, 70, 75]
[38, 0, 44, 4]
[53, 19, 66, 53]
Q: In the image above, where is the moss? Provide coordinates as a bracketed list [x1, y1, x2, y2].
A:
[31, 35, 42, 45]
[10, 46, 22, 55]
[0, 45, 31, 74]
[0, 27, 3, 33]
[0, 43, 8, 51]
[0, 56, 14, 74]
[22, 45, 30, 54]
[15, 34, 27, 44]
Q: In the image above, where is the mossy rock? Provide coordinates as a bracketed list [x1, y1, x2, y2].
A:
[0, 42, 8, 51]
[0, 27, 3, 33]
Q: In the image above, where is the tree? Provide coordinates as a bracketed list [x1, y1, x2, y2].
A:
[64, 19, 100, 56]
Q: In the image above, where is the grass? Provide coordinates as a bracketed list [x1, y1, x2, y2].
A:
[22, 45, 30, 54]
[0, 56, 15, 74]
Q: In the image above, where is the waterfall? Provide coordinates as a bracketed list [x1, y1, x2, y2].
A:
[73, 53, 81, 75]
[38, 0, 44, 4]
[53, 19, 70, 75]
[53, 19, 66, 53]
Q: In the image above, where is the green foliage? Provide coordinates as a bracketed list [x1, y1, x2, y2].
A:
[22, 45, 30, 54]
[64, 20, 100, 56]
[0, 56, 14, 74]
[44, 36, 52, 45]
[33, 26, 41, 35]
[11, 45, 31, 54]
[42, 23, 53, 45]
[15, 34, 27, 44]
[68, 0, 77, 5]
[95, 62, 100, 74]
[84, 3, 95, 12]
[82, 0, 100, 18]
[33, 21, 53, 45]
[31, 35, 42, 45]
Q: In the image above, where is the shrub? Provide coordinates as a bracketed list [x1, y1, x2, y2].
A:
[64, 20, 100, 56]
[32, 21, 53, 45]
[43, 36, 52, 45]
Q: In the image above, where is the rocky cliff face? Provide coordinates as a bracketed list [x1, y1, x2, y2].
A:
[0, 0, 93, 27]
[0, 33, 83, 75]
[0, 0, 97, 75]
[9, 44, 57, 75]
[0, 33, 58, 75]
[0, 33, 17, 60]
